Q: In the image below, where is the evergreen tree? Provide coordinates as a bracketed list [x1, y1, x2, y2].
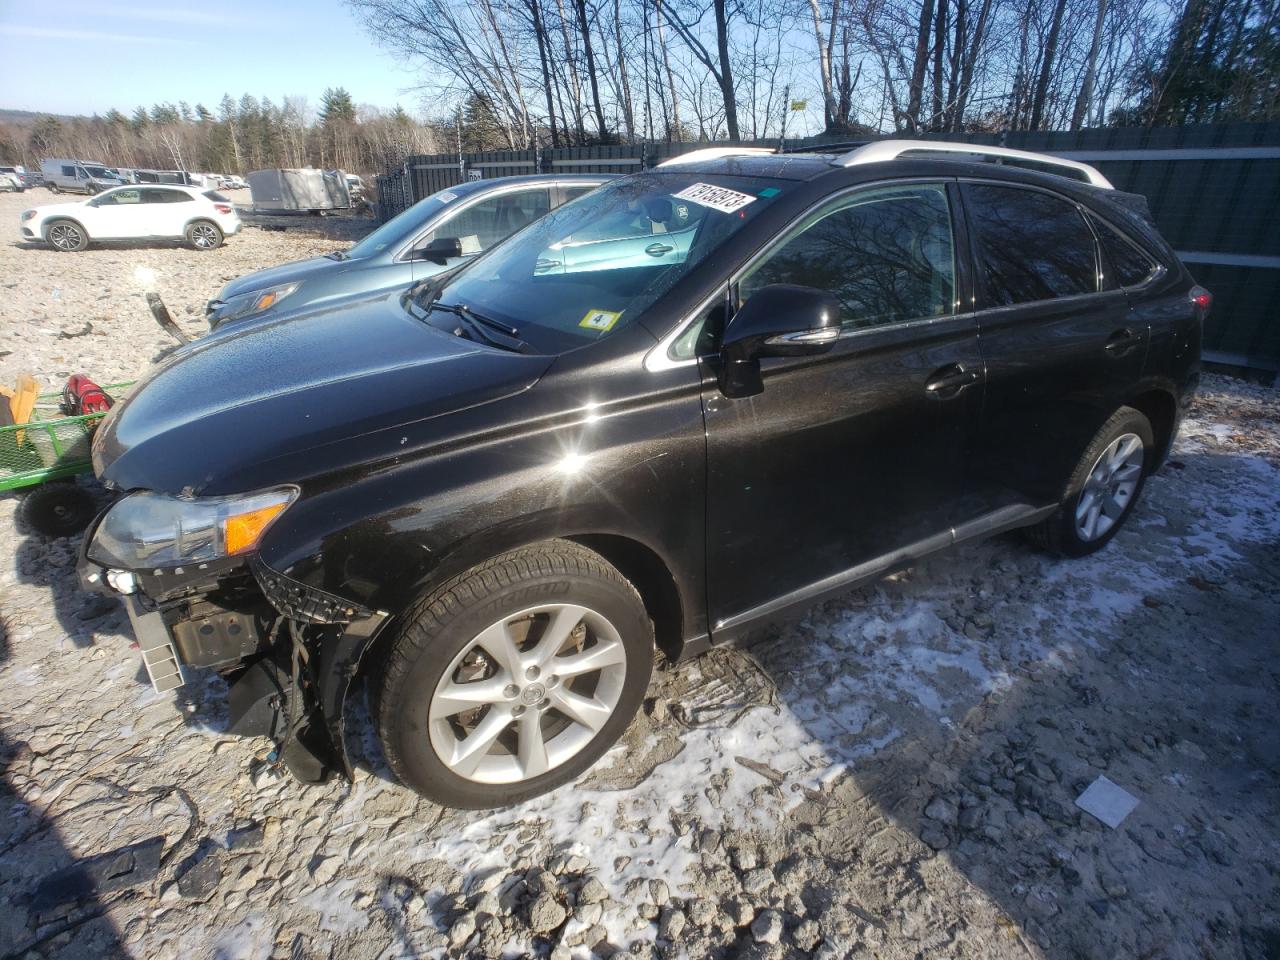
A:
[320, 87, 357, 126]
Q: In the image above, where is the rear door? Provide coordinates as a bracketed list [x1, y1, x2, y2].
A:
[959, 181, 1148, 511]
[703, 181, 986, 632]
[142, 188, 194, 236]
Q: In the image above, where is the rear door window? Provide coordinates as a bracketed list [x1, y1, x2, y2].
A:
[963, 184, 1099, 306]
[1090, 215, 1159, 288]
[739, 183, 956, 331]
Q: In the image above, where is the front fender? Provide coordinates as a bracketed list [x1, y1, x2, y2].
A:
[256, 356, 709, 641]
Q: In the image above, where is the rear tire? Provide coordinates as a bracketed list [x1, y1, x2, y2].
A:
[45, 219, 88, 252]
[186, 220, 223, 250]
[23, 483, 96, 538]
[1023, 406, 1154, 557]
[373, 540, 653, 809]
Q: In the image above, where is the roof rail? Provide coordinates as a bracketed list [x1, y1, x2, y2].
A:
[835, 139, 1114, 189]
[657, 147, 776, 167]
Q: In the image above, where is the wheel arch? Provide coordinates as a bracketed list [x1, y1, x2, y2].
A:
[566, 533, 686, 662]
[43, 215, 87, 239]
[1125, 387, 1178, 466]
[184, 215, 219, 230]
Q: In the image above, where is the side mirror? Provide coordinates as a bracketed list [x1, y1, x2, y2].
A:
[417, 236, 463, 265]
[718, 284, 842, 398]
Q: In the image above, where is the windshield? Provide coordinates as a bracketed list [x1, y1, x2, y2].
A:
[84, 166, 113, 179]
[417, 173, 789, 352]
[346, 190, 454, 259]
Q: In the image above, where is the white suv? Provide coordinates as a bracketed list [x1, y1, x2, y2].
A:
[20, 184, 241, 252]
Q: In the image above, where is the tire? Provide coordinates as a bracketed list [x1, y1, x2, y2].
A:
[1023, 406, 1154, 557]
[373, 540, 654, 809]
[45, 219, 88, 252]
[48, 183, 60, 194]
[186, 220, 223, 250]
[22, 483, 97, 538]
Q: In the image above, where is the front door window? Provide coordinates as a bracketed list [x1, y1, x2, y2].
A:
[738, 183, 956, 332]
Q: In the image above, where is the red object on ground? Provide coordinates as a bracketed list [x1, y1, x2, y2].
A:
[62, 375, 114, 416]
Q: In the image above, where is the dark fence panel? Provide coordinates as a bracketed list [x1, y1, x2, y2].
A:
[374, 123, 1280, 370]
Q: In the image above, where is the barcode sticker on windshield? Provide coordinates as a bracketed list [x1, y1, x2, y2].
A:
[438, 192, 458, 203]
[672, 182, 757, 214]
[580, 308, 623, 331]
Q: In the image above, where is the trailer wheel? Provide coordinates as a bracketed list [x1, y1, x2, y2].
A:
[23, 483, 97, 538]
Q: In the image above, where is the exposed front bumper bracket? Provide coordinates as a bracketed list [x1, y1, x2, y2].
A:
[123, 594, 187, 693]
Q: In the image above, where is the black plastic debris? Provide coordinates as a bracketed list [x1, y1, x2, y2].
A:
[28, 836, 164, 912]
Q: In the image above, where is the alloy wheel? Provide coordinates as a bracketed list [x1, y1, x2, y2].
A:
[1075, 432, 1144, 541]
[48, 224, 82, 251]
[428, 603, 628, 784]
[190, 224, 219, 248]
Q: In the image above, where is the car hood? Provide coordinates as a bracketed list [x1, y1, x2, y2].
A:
[216, 255, 352, 302]
[94, 293, 553, 496]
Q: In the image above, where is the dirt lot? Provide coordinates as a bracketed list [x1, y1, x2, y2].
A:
[1, 186, 1279, 960]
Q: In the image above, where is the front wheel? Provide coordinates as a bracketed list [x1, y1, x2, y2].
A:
[45, 219, 88, 252]
[373, 541, 653, 809]
[1024, 406, 1154, 557]
[186, 220, 223, 250]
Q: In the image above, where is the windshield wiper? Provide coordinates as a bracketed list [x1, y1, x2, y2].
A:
[430, 302, 530, 352]
[407, 300, 530, 353]
[435, 302, 521, 338]
[324, 250, 350, 261]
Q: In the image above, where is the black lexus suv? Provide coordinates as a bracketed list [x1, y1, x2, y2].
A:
[78, 141, 1206, 809]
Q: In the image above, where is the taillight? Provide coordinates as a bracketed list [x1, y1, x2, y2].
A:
[214, 203, 232, 214]
[1189, 285, 1211, 314]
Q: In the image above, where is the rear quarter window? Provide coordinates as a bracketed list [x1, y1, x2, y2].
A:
[1090, 214, 1159, 288]
[203, 190, 230, 202]
[964, 183, 1100, 306]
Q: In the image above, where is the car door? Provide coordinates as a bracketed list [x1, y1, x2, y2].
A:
[408, 186, 552, 281]
[958, 181, 1149, 512]
[142, 188, 194, 236]
[702, 181, 986, 634]
[83, 188, 147, 238]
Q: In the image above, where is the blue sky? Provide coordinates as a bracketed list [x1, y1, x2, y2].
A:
[0, 0, 424, 118]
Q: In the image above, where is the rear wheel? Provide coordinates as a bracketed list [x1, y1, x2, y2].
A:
[373, 540, 653, 808]
[186, 220, 223, 250]
[45, 219, 88, 252]
[1024, 406, 1154, 557]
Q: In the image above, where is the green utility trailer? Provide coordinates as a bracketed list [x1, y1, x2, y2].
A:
[1, 383, 131, 537]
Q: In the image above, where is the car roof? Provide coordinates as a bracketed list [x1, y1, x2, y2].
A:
[649, 153, 840, 181]
[449, 173, 616, 194]
[105, 183, 207, 196]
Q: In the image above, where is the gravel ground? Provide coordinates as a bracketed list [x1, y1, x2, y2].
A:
[2, 186, 1279, 960]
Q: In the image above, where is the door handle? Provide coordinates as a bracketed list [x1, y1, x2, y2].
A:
[645, 242, 675, 257]
[924, 363, 979, 399]
[1104, 328, 1144, 355]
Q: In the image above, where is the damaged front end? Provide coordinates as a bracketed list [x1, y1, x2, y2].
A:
[78, 500, 388, 785]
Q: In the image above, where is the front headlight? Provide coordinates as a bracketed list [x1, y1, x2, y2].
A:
[88, 487, 298, 570]
[217, 282, 300, 322]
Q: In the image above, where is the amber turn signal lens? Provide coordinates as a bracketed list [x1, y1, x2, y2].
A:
[254, 291, 280, 311]
[224, 503, 288, 555]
